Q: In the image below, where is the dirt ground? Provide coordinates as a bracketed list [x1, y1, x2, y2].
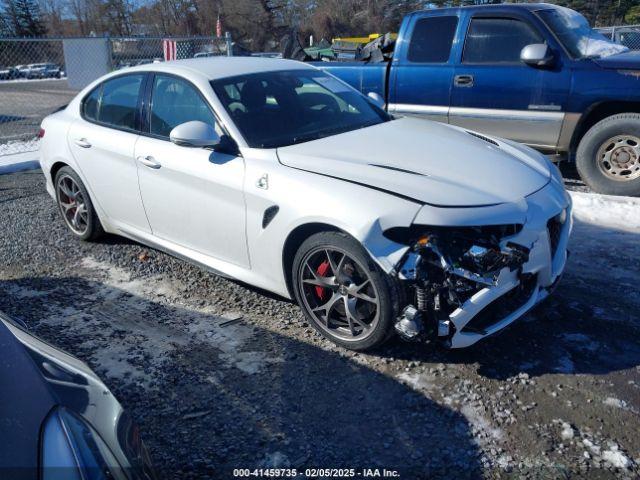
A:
[1, 169, 639, 479]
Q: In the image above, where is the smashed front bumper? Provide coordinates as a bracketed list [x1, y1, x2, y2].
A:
[394, 181, 572, 349]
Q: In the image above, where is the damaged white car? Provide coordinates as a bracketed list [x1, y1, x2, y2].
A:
[39, 57, 572, 351]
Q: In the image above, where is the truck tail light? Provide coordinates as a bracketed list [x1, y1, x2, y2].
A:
[37, 128, 45, 138]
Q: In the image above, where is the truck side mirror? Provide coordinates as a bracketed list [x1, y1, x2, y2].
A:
[367, 92, 385, 109]
[520, 43, 554, 68]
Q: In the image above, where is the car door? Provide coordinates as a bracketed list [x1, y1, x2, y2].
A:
[68, 73, 151, 233]
[449, 13, 571, 149]
[389, 13, 460, 122]
[135, 73, 249, 268]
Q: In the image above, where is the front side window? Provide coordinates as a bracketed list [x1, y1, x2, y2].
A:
[149, 75, 217, 138]
[211, 69, 390, 148]
[463, 17, 543, 63]
[96, 74, 143, 130]
[408, 16, 459, 63]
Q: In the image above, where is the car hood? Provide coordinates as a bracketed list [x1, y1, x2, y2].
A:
[593, 50, 640, 69]
[277, 117, 550, 207]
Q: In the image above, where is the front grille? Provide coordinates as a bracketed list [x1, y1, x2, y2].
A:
[461, 274, 537, 334]
[547, 216, 563, 260]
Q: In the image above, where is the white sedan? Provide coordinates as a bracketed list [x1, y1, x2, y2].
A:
[39, 57, 572, 351]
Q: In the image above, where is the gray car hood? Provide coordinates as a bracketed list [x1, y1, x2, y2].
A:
[277, 117, 550, 207]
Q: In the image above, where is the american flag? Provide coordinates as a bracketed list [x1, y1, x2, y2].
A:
[163, 39, 177, 61]
[216, 15, 222, 38]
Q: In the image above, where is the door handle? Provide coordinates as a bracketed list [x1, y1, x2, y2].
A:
[137, 155, 161, 169]
[454, 74, 474, 87]
[74, 138, 92, 148]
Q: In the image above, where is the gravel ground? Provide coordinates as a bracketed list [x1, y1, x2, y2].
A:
[1, 170, 639, 479]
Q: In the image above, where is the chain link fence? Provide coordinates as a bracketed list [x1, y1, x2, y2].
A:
[0, 35, 232, 157]
[596, 25, 640, 50]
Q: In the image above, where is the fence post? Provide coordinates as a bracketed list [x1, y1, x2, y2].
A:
[225, 32, 232, 57]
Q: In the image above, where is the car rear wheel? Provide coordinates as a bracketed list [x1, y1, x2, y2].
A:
[292, 231, 399, 351]
[576, 113, 640, 196]
[54, 166, 104, 241]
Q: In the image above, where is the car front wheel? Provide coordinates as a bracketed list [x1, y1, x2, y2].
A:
[54, 166, 104, 241]
[577, 113, 640, 196]
[292, 231, 400, 351]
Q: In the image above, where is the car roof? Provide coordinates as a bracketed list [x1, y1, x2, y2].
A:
[418, 2, 561, 14]
[123, 56, 315, 81]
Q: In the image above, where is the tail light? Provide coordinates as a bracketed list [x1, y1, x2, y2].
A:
[37, 128, 45, 138]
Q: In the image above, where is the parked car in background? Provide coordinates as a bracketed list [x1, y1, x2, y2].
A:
[0, 65, 19, 80]
[0, 310, 156, 480]
[39, 57, 571, 351]
[22, 63, 62, 79]
[318, 3, 640, 196]
[14, 64, 29, 77]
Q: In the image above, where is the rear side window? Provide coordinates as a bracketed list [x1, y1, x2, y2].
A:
[408, 16, 459, 63]
[83, 86, 101, 122]
[149, 75, 217, 138]
[463, 17, 543, 63]
[94, 74, 144, 130]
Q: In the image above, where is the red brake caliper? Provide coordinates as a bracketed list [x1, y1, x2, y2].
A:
[315, 260, 331, 300]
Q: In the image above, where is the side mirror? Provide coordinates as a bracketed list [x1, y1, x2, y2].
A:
[520, 43, 554, 67]
[367, 91, 385, 109]
[169, 121, 220, 148]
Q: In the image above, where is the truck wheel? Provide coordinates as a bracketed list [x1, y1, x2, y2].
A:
[292, 231, 400, 351]
[576, 113, 640, 196]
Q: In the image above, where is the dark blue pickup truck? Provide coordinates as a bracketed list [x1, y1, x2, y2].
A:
[319, 3, 640, 196]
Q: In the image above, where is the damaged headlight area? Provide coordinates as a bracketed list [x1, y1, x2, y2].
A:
[387, 225, 530, 343]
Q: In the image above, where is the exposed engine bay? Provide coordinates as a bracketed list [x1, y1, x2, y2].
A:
[391, 225, 532, 346]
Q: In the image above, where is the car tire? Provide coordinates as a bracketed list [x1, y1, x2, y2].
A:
[292, 231, 400, 351]
[576, 113, 640, 196]
[54, 166, 104, 241]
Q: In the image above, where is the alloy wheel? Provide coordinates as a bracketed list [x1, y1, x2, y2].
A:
[596, 135, 640, 182]
[298, 247, 380, 341]
[56, 174, 89, 235]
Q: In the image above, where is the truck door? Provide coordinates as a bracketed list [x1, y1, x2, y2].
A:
[449, 12, 571, 150]
[389, 13, 460, 123]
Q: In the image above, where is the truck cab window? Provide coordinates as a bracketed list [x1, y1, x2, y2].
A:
[408, 16, 459, 63]
[463, 17, 543, 64]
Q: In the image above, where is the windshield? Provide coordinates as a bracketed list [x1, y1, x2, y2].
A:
[211, 69, 390, 148]
[538, 7, 628, 59]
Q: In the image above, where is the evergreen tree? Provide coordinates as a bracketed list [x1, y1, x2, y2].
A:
[1, 0, 46, 36]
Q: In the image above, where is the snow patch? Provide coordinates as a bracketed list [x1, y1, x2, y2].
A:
[0, 150, 40, 174]
[603, 397, 628, 409]
[36, 257, 282, 382]
[560, 332, 600, 352]
[460, 404, 504, 443]
[570, 191, 640, 232]
[560, 422, 575, 440]
[553, 354, 575, 374]
[602, 445, 632, 469]
[397, 372, 435, 393]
